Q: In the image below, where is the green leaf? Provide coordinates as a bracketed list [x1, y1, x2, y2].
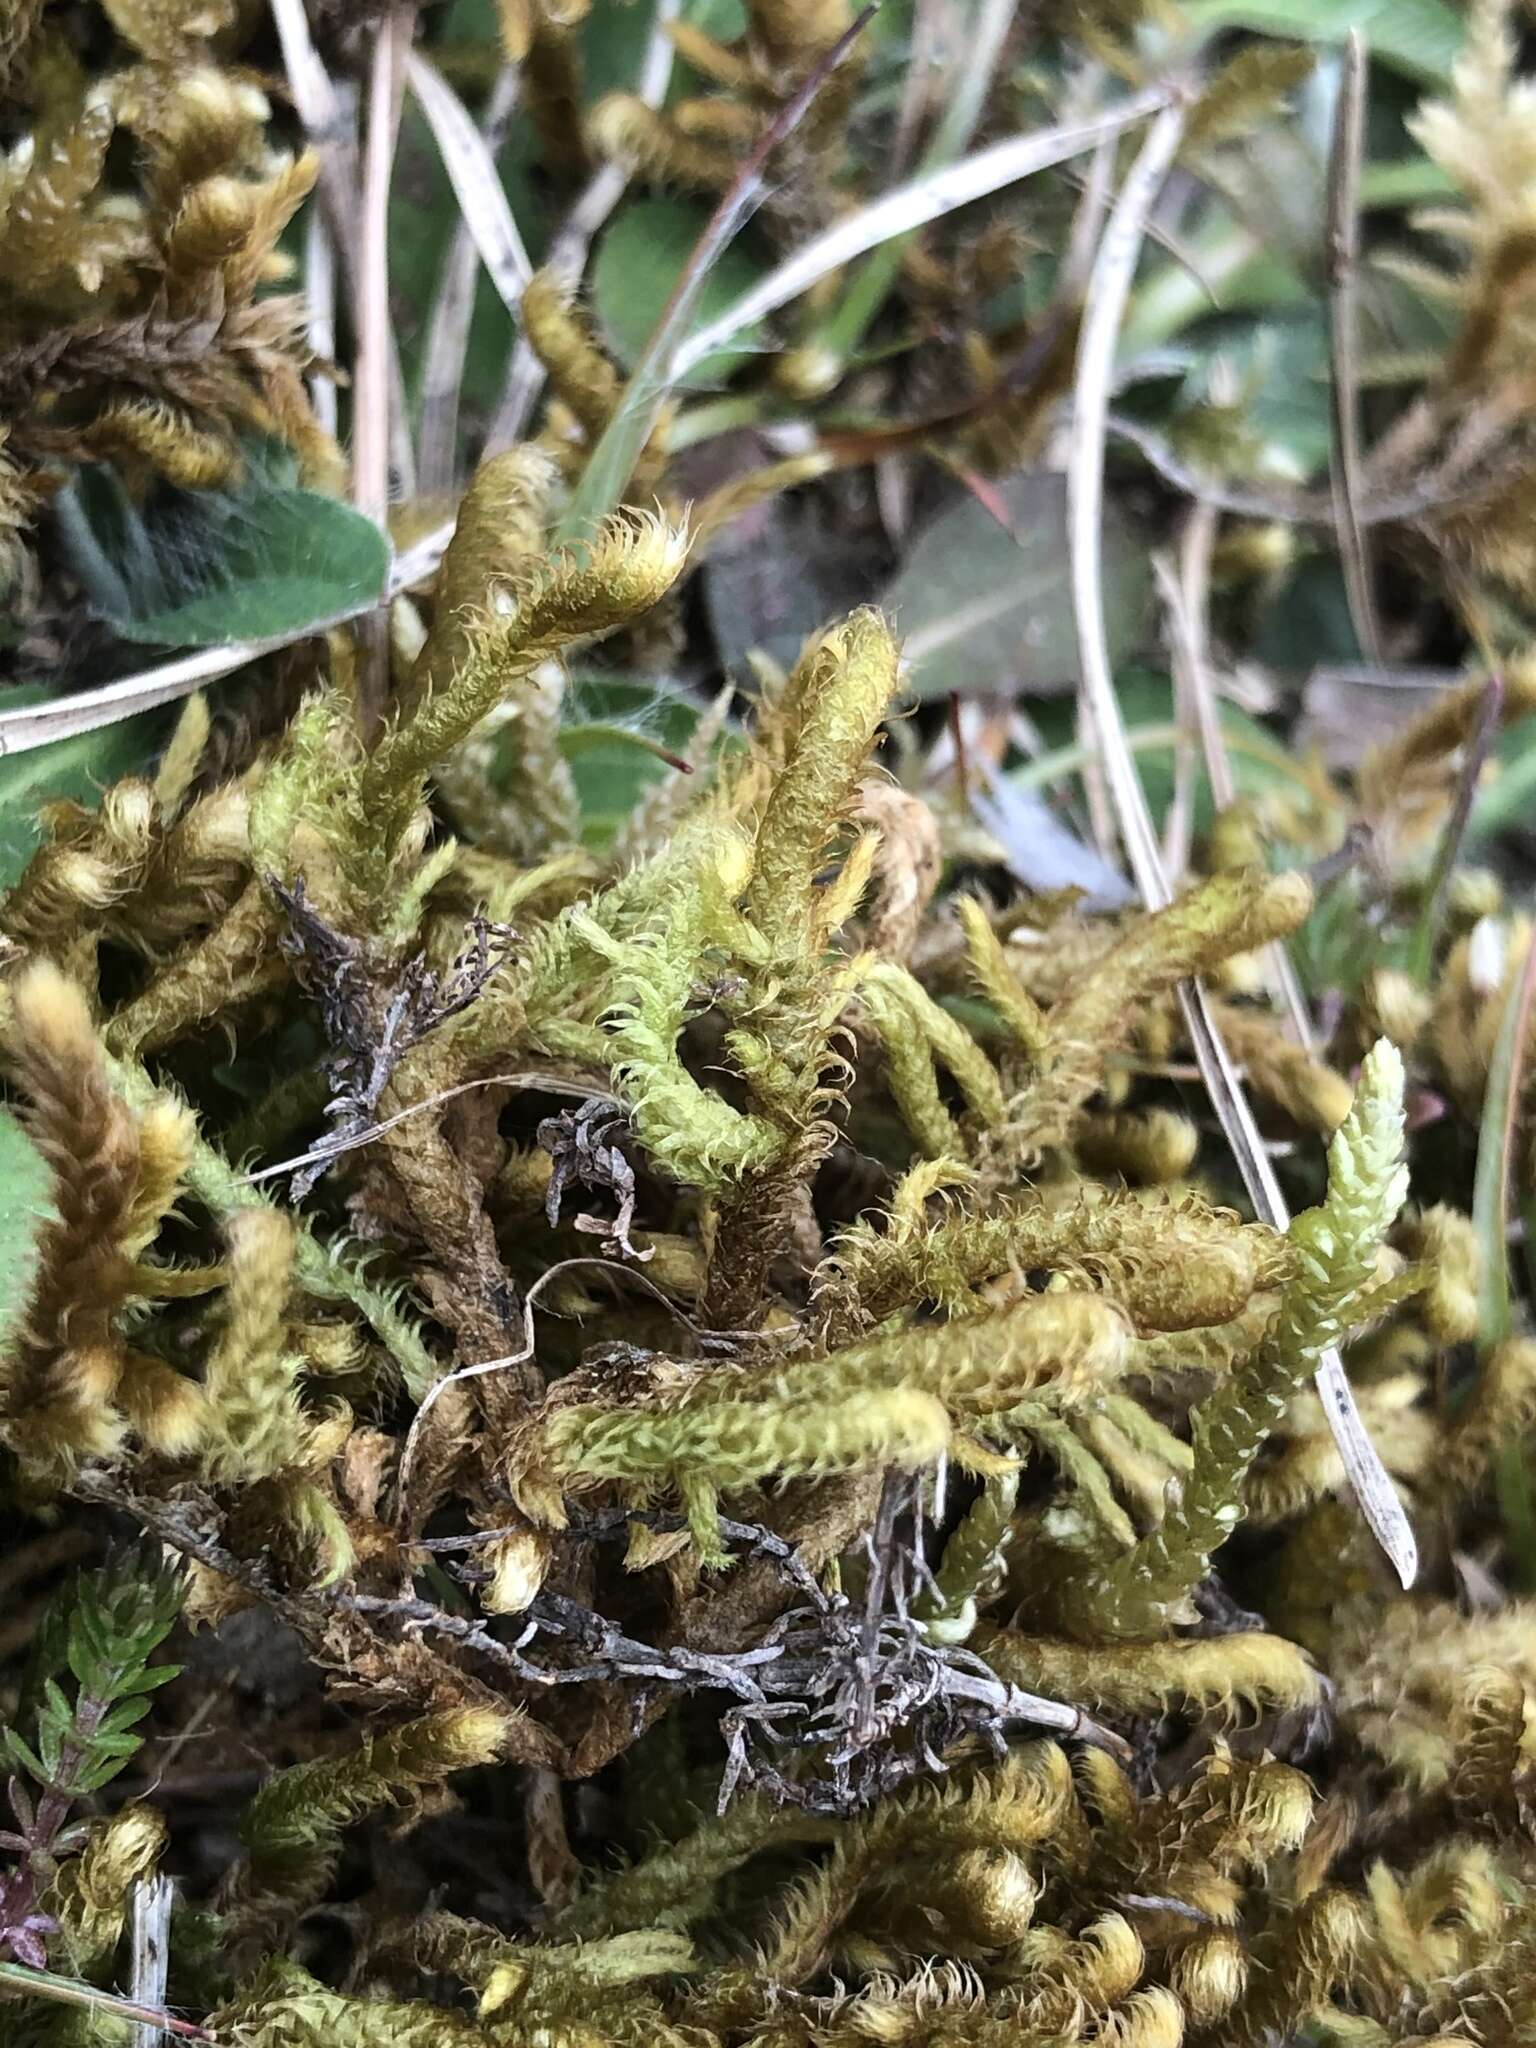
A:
[1175, 317, 1336, 483]
[98, 1696, 155, 1735]
[1012, 669, 1331, 842]
[0, 709, 169, 893]
[109, 487, 390, 649]
[884, 472, 1149, 702]
[1252, 555, 1365, 672]
[701, 487, 886, 680]
[1180, 0, 1463, 85]
[559, 675, 710, 852]
[82, 1730, 144, 1759]
[68, 1611, 111, 1685]
[14, 1583, 71, 1731]
[2, 1729, 46, 1783]
[592, 197, 773, 393]
[1359, 156, 1456, 209]
[79, 1751, 139, 1792]
[117, 1661, 185, 1697]
[0, 1107, 53, 1366]
[666, 0, 748, 92]
[579, 2, 656, 91]
[38, 1678, 72, 1777]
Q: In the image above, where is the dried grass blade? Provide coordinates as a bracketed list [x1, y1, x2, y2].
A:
[0, 642, 328, 753]
[1160, 563, 1199, 878]
[1063, 126, 1115, 295]
[270, 0, 415, 495]
[1473, 929, 1536, 1575]
[417, 65, 522, 495]
[353, 7, 414, 728]
[555, 7, 877, 541]
[0, 526, 466, 758]
[418, 225, 489, 497]
[888, 0, 945, 180]
[1410, 670, 1504, 982]
[1068, 99, 1186, 907]
[818, 0, 1019, 357]
[1326, 31, 1382, 667]
[1067, 92, 1418, 1587]
[486, 0, 681, 451]
[406, 54, 532, 319]
[1155, 526, 1317, 1046]
[354, 11, 411, 531]
[0, 1960, 211, 2042]
[673, 88, 1168, 383]
[128, 1874, 175, 2048]
[269, 0, 354, 174]
[302, 204, 339, 440]
[1473, 923, 1536, 1349]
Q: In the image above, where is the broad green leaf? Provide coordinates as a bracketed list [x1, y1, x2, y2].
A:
[56, 454, 391, 651]
[1173, 316, 1335, 483]
[884, 472, 1149, 702]
[1121, 236, 1309, 357]
[1253, 556, 1364, 672]
[1180, 0, 1463, 87]
[1204, 120, 1327, 278]
[440, 0, 497, 40]
[582, 0, 670, 96]
[0, 704, 168, 892]
[0, 1107, 53, 1366]
[559, 675, 710, 851]
[1244, 326, 1332, 475]
[112, 488, 390, 648]
[702, 484, 888, 679]
[592, 198, 773, 392]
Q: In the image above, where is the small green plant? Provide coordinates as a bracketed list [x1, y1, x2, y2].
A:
[0, 1553, 183, 1969]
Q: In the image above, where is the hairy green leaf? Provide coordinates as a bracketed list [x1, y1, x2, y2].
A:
[111, 488, 391, 649]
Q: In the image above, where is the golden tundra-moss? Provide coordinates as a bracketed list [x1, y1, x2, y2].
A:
[4, 447, 1536, 2046]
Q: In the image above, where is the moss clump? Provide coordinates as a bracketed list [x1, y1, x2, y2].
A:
[7, 0, 1536, 2042]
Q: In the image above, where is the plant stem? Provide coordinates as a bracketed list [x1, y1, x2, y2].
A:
[0, 1960, 214, 2042]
